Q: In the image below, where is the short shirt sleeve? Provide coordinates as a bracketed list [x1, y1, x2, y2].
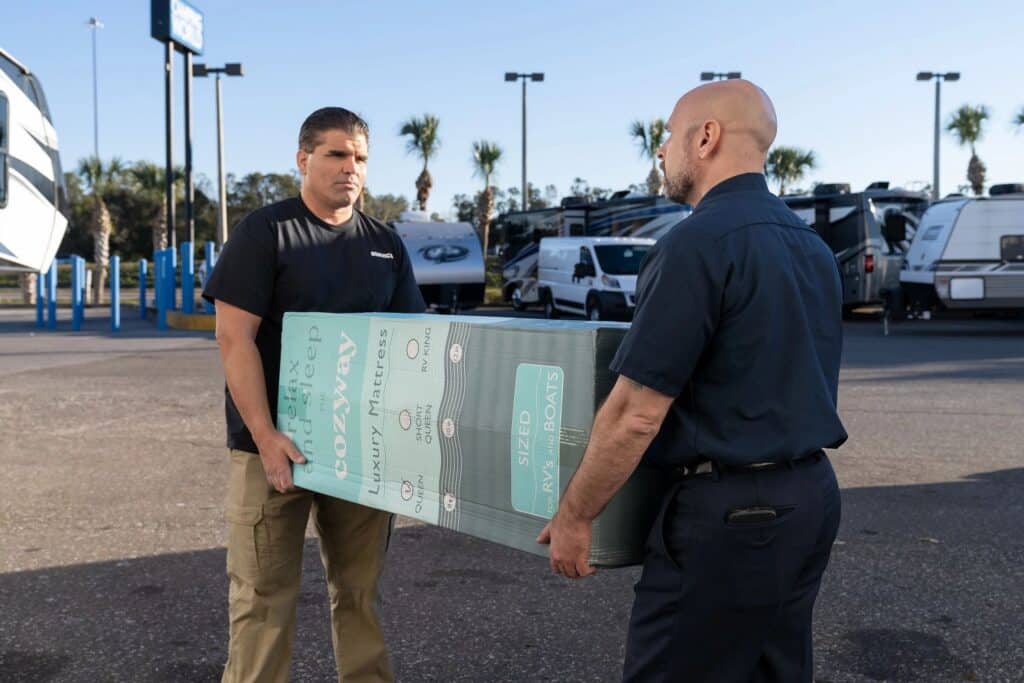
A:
[609, 228, 726, 397]
[201, 213, 276, 318]
[387, 232, 428, 313]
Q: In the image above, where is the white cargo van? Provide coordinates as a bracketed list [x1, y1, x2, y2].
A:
[537, 237, 654, 320]
[894, 188, 1024, 315]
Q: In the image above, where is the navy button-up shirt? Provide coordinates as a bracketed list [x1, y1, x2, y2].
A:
[610, 173, 848, 467]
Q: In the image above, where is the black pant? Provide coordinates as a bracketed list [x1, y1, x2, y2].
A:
[622, 454, 841, 683]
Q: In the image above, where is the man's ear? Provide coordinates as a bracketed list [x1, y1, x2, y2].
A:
[698, 121, 722, 159]
[296, 149, 308, 176]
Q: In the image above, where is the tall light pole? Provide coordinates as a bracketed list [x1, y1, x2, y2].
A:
[86, 17, 103, 159]
[916, 71, 960, 199]
[194, 62, 244, 246]
[505, 71, 544, 211]
[700, 71, 741, 82]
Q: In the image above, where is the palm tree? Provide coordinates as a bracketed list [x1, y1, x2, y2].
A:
[77, 156, 124, 303]
[399, 115, 441, 211]
[946, 104, 990, 196]
[630, 119, 666, 195]
[471, 141, 503, 256]
[765, 147, 816, 195]
[128, 161, 183, 254]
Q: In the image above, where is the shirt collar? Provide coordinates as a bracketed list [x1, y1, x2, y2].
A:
[696, 173, 770, 207]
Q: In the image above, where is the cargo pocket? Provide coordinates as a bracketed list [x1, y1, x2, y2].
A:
[226, 504, 266, 574]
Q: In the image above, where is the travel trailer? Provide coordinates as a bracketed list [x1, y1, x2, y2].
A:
[499, 193, 689, 310]
[783, 182, 930, 315]
[0, 47, 67, 272]
[893, 186, 1024, 316]
[536, 236, 654, 320]
[392, 211, 485, 313]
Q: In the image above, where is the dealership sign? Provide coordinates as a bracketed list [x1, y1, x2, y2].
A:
[151, 0, 204, 54]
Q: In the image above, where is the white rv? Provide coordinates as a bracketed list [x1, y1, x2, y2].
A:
[0, 48, 67, 272]
[392, 211, 485, 313]
[896, 186, 1024, 314]
[537, 236, 654, 320]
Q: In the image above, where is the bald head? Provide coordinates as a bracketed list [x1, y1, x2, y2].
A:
[658, 79, 778, 205]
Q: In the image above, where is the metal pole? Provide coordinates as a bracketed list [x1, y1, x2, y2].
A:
[521, 77, 528, 211]
[181, 241, 194, 314]
[165, 42, 176, 251]
[139, 258, 148, 319]
[184, 51, 195, 246]
[110, 254, 120, 332]
[933, 77, 941, 200]
[216, 74, 228, 246]
[91, 24, 99, 159]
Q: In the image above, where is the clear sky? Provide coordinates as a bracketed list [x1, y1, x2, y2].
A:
[4, 1, 1022, 217]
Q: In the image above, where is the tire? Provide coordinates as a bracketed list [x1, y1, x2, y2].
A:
[510, 286, 527, 312]
[587, 295, 603, 321]
[543, 291, 559, 319]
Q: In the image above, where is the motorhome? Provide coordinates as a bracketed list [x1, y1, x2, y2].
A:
[894, 185, 1024, 315]
[499, 193, 689, 309]
[783, 182, 929, 315]
[392, 211, 485, 313]
[537, 236, 654, 320]
[0, 47, 67, 273]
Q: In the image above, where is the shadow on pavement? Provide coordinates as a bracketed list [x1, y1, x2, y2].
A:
[2, 467, 1021, 682]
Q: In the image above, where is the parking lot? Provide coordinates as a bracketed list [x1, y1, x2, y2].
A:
[1, 306, 1022, 682]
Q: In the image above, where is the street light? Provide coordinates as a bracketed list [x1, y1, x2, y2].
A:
[193, 62, 245, 246]
[85, 17, 103, 159]
[504, 71, 544, 211]
[916, 71, 960, 199]
[700, 71, 741, 81]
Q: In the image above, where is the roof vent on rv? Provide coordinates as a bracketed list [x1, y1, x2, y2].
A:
[813, 183, 851, 196]
[865, 181, 890, 190]
[989, 183, 1024, 196]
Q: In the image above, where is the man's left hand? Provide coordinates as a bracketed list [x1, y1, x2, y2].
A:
[537, 511, 597, 579]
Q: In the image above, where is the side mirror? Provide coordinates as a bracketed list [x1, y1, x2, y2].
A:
[882, 213, 907, 243]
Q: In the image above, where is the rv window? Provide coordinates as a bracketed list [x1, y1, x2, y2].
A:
[26, 76, 52, 122]
[1001, 236, 1024, 263]
[0, 92, 8, 208]
[921, 226, 943, 241]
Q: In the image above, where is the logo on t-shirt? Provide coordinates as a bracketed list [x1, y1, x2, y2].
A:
[370, 251, 394, 260]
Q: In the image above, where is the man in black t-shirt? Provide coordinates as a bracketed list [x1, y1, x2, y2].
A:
[203, 107, 424, 683]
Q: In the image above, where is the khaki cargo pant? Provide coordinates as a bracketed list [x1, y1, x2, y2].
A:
[223, 449, 394, 683]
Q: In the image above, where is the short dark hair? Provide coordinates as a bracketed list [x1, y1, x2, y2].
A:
[298, 107, 369, 152]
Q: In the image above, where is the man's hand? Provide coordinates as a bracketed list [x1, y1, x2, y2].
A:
[254, 429, 306, 493]
[537, 509, 597, 579]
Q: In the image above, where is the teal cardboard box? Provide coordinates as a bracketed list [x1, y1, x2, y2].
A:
[277, 313, 669, 567]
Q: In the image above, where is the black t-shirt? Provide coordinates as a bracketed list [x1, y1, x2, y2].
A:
[202, 197, 426, 454]
[610, 173, 848, 467]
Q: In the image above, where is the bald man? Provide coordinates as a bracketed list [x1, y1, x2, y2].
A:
[538, 80, 847, 681]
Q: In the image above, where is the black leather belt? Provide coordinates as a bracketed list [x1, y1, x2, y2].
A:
[679, 451, 823, 478]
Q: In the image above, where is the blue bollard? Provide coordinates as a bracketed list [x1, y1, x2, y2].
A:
[156, 250, 169, 331]
[46, 263, 57, 329]
[36, 271, 45, 328]
[139, 259, 148, 319]
[111, 255, 121, 332]
[169, 247, 178, 310]
[181, 241, 194, 314]
[71, 255, 84, 331]
[203, 241, 216, 314]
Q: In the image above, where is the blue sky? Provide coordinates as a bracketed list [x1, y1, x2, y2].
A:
[4, 1, 1022, 217]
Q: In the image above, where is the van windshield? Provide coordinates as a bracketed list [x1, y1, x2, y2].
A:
[594, 244, 651, 275]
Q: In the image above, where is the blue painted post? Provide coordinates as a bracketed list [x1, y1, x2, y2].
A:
[46, 263, 57, 329]
[111, 255, 121, 332]
[36, 271, 45, 327]
[156, 250, 169, 331]
[139, 259, 148, 319]
[170, 247, 178, 310]
[203, 241, 216, 314]
[71, 255, 84, 331]
[181, 241, 194, 314]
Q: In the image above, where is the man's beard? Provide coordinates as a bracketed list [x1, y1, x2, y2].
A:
[664, 167, 696, 205]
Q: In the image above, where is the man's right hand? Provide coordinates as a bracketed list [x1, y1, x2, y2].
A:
[254, 430, 306, 493]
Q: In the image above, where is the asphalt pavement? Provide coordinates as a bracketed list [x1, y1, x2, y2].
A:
[0, 306, 1021, 682]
